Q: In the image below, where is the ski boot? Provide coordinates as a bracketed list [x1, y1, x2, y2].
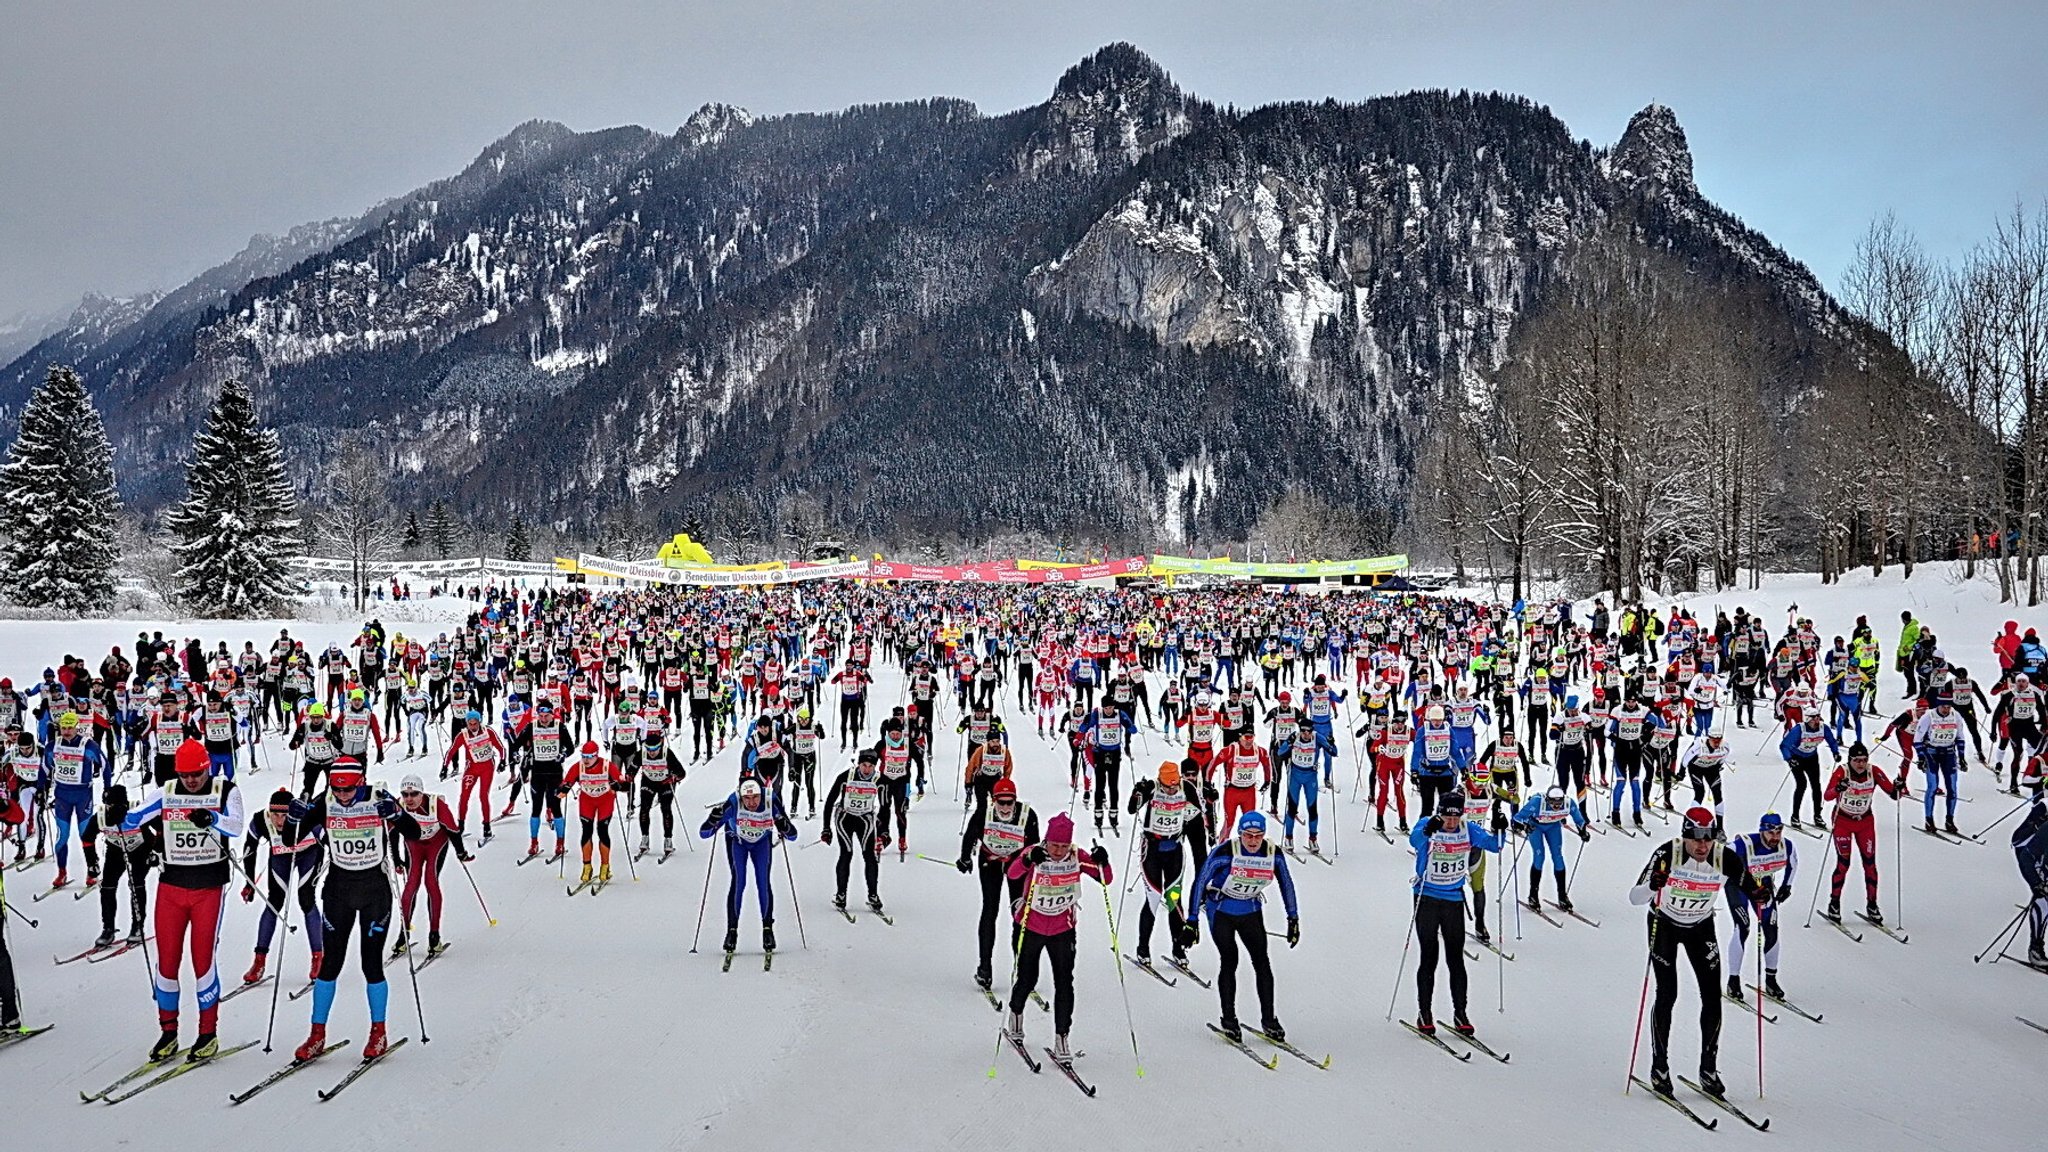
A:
[663, 837, 674, 855]
[1217, 1015, 1243, 1043]
[1633, 812, 1646, 830]
[638, 835, 650, 855]
[1764, 970, 1786, 1000]
[1697, 1066, 1726, 1098]
[1283, 836, 1296, 854]
[1824, 897, 1842, 921]
[579, 863, 593, 885]
[1262, 1016, 1286, 1043]
[94, 927, 116, 951]
[1413, 1011, 1436, 1036]
[294, 1024, 327, 1062]
[1052, 1033, 1072, 1059]
[599, 865, 612, 884]
[1791, 814, 1803, 830]
[1004, 1011, 1025, 1041]
[427, 930, 442, 956]
[1375, 818, 1386, 834]
[149, 1028, 182, 1062]
[832, 892, 848, 912]
[52, 869, 68, 889]
[1649, 1066, 1674, 1096]
[1865, 901, 1885, 926]
[1924, 818, 1939, 835]
[974, 966, 993, 992]
[188, 1032, 218, 1062]
[762, 921, 776, 953]
[1944, 817, 1960, 836]
[722, 927, 739, 954]
[1610, 812, 1623, 829]
[362, 1021, 389, 1060]
[1397, 820, 1410, 834]
[1726, 975, 1744, 1001]
[528, 836, 540, 857]
[389, 929, 410, 959]
[1525, 892, 1542, 912]
[127, 920, 147, 947]
[867, 894, 886, 916]
[242, 953, 267, 985]
[1451, 1010, 1475, 1037]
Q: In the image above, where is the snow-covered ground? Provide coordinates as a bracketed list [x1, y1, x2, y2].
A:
[1, 569, 2042, 1150]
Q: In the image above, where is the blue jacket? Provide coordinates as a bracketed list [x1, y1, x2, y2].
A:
[698, 791, 797, 844]
[1194, 838, 1298, 919]
[1410, 817, 1503, 900]
[42, 735, 111, 790]
[1778, 723, 1840, 762]
[1276, 731, 1339, 772]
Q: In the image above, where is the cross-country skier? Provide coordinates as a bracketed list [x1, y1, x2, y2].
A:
[1125, 760, 1210, 969]
[1410, 793, 1503, 1035]
[287, 758, 422, 1063]
[959, 776, 1040, 992]
[1002, 813, 1112, 1061]
[1819, 741, 1904, 926]
[1193, 808, 1296, 1041]
[82, 783, 155, 950]
[391, 775, 471, 958]
[236, 787, 322, 986]
[560, 741, 624, 888]
[821, 748, 888, 917]
[1779, 711, 1841, 831]
[700, 777, 798, 956]
[1913, 696, 1968, 835]
[1725, 813, 1796, 1002]
[125, 738, 247, 1061]
[2015, 788, 2048, 965]
[1628, 805, 1769, 1097]
[1512, 786, 1591, 913]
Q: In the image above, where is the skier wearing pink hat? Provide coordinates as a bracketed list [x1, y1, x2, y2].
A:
[1003, 811, 1112, 1062]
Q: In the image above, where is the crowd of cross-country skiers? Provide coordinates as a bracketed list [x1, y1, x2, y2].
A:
[0, 583, 2044, 1105]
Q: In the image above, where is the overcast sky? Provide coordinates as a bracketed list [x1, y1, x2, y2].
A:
[3, 1, 2042, 323]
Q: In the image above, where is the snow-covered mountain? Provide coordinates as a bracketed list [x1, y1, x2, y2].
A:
[0, 43, 1854, 543]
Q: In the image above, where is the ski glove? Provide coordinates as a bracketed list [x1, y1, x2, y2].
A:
[1577, 826, 1592, 842]
[956, 855, 972, 874]
[1285, 916, 1300, 948]
[1775, 884, 1792, 905]
[1024, 844, 1048, 866]
[187, 807, 215, 830]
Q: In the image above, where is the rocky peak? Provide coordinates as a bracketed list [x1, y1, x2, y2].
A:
[1610, 103, 1694, 195]
[677, 102, 756, 149]
[1033, 43, 1197, 177]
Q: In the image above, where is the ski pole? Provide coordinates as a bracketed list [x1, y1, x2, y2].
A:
[1, 895, 38, 929]
[261, 869, 299, 1054]
[615, 804, 639, 884]
[1753, 719, 1783, 756]
[400, 902, 430, 1044]
[1110, 813, 1143, 937]
[1972, 902, 2031, 964]
[688, 835, 717, 953]
[777, 834, 807, 949]
[453, 849, 496, 926]
[986, 871, 1037, 1079]
[1894, 785, 1905, 932]
[1624, 917, 1657, 1093]
[1755, 912, 1767, 1099]
[1965, 796, 2031, 843]
[1384, 893, 1418, 1022]
[1095, 847, 1145, 1077]
[1564, 824, 1590, 897]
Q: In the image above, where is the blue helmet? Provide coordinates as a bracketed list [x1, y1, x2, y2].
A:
[1236, 810, 1267, 837]
[1565, 694, 1581, 710]
[1759, 812, 1784, 832]
[466, 709, 482, 723]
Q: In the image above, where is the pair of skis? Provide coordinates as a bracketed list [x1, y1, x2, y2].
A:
[53, 935, 151, 966]
[214, 1037, 408, 1102]
[722, 948, 773, 972]
[82, 1041, 260, 1104]
[516, 847, 566, 866]
[566, 875, 613, 896]
[837, 902, 893, 926]
[1399, 1018, 1509, 1063]
[999, 1028, 1096, 1095]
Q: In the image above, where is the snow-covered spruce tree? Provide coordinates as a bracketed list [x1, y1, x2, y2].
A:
[504, 513, 531, 562]
[0, 366, 121, 612]
[428, 500, 455, 559]
[164, 379, 303, 615]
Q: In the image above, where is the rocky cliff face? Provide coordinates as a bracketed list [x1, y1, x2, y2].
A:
[1, 43, 1851, 546]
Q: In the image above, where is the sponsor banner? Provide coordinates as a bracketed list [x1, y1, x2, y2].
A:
[1146, 553, 1409, 579]
[863, 556, 1146, 583]
[290, 556, 557, 577]
[576, 554, 867, 585]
